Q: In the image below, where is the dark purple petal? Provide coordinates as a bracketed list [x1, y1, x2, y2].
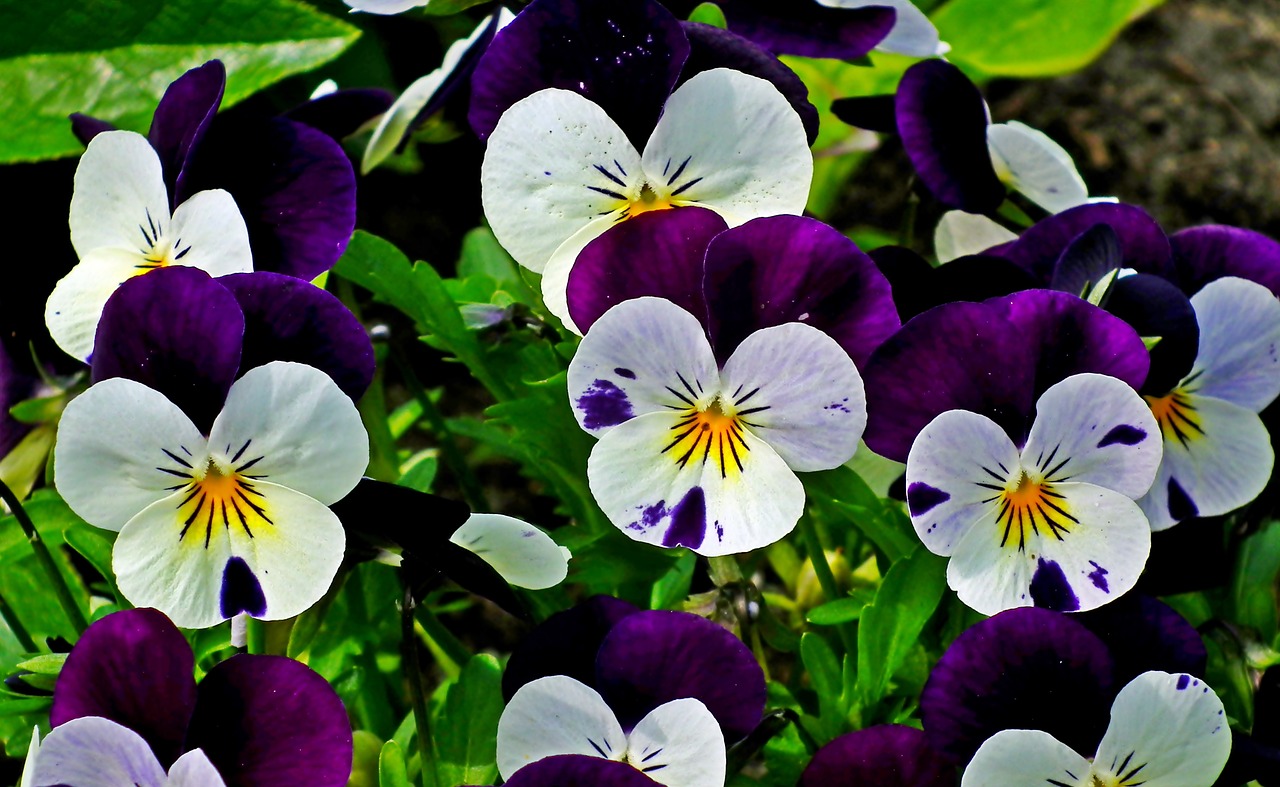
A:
[895, 60, 1004, 213]
[1104, 273, 1199, 395]
[50, 608, 197, 767]
[830, 94, 897, 134]
[1076, 594, 1207, 690]
[1169, 224, 1280, 297]
[566, 207, 724, 335]
[678, 22, 819, 144]
[182, 116, 357, 280]
[920, 607, 1114, 765]
[864, 289, 1149, 461]
[285, 89, 395, 141]
[468, 0, 689, 145]
[149, 60, 226, 204]
[869, 246, 1038, 321]
[717, 0, 895, 60]
[595, 610, 765, 742]
[703, 215, 900, 367]
[219, 272, 375, 401]
[996, 202, 1172, 284]
[1136, 516, 1231, 596]
[799, 725, 955, 787]
[186, 654, 353, 787]
[0, 341, 40, 457]
[68, 113, 117, 146]
[91, 266, 244, 434]
[502, 595, 640, 701]
[328, 478, 471, 560]
[497, 755, 662, 787]
[1050, 223, 1124, 297]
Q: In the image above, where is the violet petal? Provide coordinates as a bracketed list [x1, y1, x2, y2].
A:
[716, 0, 895, 60]
[1169, 224, 1280, 298]
[799, 725, 955, 787]
[869, 246, 1038, 321]
[997, 202, 1172, 284]
[186, 654, 353, 787]
[49, 608, 197, 768]
[148, 60, 226, 204]
[496, 754, 662, 787]
[895, 60, 1004, 213]
[502, 595, 640, 701]
[69, 113, 117, 146]
[920, 607, 1114, 765]
[566, 207, 725, 336]
[219, 271, 375, 401]
[704, 215, 900, 367]
[1076, 594, 1208, 689]
[91, 266, 244, 435]
[595, 610, 765, 742]
[1103, 273, 1199, 396]
[285, 88, 395, 141]
[467, 0, 689, 145]
[830, 94, 897, 134]
[1049, 223, 1124, 297]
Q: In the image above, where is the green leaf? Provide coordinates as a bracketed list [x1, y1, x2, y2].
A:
[799, 632, 846, 742]
[650, 551, 698, 610]
[433, 654, 504, 787]
[63, 523, 121, 602]
[14, 653, 65, 675]
[378, 739, 411, 787]
[421, 0, 494, 15]
[934, 0, 1165, 78]
[856, 547, 947, 708]
[688, 3, 728, 28]
[806, 591, 876, 627]
[1232, 520, 1280, 643]
[803, 466, 918, 563]
[0, 0, 359, 163]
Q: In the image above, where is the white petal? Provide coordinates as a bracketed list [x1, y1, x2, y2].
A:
[343, 0, 426, 13]
[208, 361, 368, 505]
[905, 409, 1021, 556]
[718, 323, 866, 472]
[20, 726, 39, 787]
[54, 376, 206, 531]
[1139, 393, 1274, 531]
[69, 130, 170, 257]
[1092, 671, 1231, 787]
[1185, 277, 1280, 412]
[166, 190, 253, 276]
[30, 717, 167, 787]
[166, 750, 227, 787]
[450, 514, 570, 590]
[481, 89, 644, 272]
[1021, 373, 1162, 499]
[934, 211, 1017, 263]
[986, 121, 1088, 214]
[568, 297, 720, 436]
[961, 729, 1090, 787]
[821, 0, 949, 56]
[625, 699, 726, 787]
[539, 216, 618, 333]
[113, 480, 345, 629]
[641, 69, 811, 225]
[947, 481, 1151, 615]
[45, 247, 149, 361]
[496, 675, 626, 780]
[587, 410, 805, 556]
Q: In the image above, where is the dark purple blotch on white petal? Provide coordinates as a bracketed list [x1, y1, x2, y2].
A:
[502, 595, 640, 700]
[219, 556, 267, 619]
[1029, 558, 1080, 612]
[1097, 424, 1147, 448]
[577, 379, 635, 429]
[50, 608, 198, 767]
[921, 607, 1114, 764]
[595, 610, 766, 742]
[906, 482, 950, 517]
[798, 725, 955, 787]
[1168, 476, 1200, 521]
[1087, 561, 1110, 592]
[660, 486, 707, 550]
[713, 0, 895, 61]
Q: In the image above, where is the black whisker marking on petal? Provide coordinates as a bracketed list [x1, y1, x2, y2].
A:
[663, 157, 672, 176]
[161, 448, 193, 469]
[174, 244, 191, 260]
[156, 466, 192, 479]
[663, 426, 699, 453]
[1120, 761, 1147, 784]
[641, 764, 668, 773]
[980, 465, 1005, 483]
[235, 488, 273, 524]
[587, 738, 608, 758]
[664, 385, 694, 407]
[613, 159, 628, 177]
[676, 372, 699, 399]
[735, 386, 761, 406]
[587, 185, 627, 200]
[728, 434, 745, 473]
[975, 482, 1004, 491]
[666, 155, 692, 186]
[236, 455, 265, 473]
[736, 405, 771, 416]
[230, 439, 253, 463]
[670, 176, 703, 196]
[641, 749, 663, 762]
[1039, 443, 1060, 472]
[1044, 456, 1070, 480]
[594, 164, 627, 188]
[1116, 751, 1134, 776]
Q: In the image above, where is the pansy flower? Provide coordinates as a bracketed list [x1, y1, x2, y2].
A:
[28, 608, 352, 785]
[45, 129, 252, 362]
[865, 290, 1161, 613]
[961, 671, 1230, 787]
[497, 608, 765, 785]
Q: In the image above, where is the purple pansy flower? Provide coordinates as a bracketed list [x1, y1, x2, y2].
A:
[798, 724, 955, 787]
[496, 606, 765, 785]
[30, 608, 352, 786]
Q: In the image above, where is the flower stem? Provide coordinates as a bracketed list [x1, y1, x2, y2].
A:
[416, 604, 472, 672]
[0, 590, 36, 651]
[796, 515, 857, 654]
[400, 580, 439, 787]
[0, 479, 89, 635]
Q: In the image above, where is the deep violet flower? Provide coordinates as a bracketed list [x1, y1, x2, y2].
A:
[33, 608, 352, 786]
[496, 606, 765, 784]
[706, 0, 946, 59]
[798, 725, 955, 787]
[71, 60, 357, 283]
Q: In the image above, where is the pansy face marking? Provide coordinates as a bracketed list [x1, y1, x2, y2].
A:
[1137, 277, 1280, 530]
[47, 130, 252, 361]
[569, 297, 865, 556]
[906, 373, 1161, 614]
[54, 361, 368, 629]
[961, 671, 1231, 787]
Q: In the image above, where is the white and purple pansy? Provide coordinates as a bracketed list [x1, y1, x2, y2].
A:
[569, 296, 866, 555]
[864, 290, 1160, 613]
[496, 608, 765, 784]
[962, 671, 1231, 787]
[33, 608, 352, 785]
[46, 129, 252, 362]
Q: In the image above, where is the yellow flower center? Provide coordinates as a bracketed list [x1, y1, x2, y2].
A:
[1144, 389, 1204, 446]
[662, 397, 751, 479]
[993, 470, 1076, 551]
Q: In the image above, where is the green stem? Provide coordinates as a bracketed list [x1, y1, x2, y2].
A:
[401, 581, 439, 787]
[416, 605, 472, 670]
[707, 555, 744, 586]
[392, 347, 489, 511]
[898, 188, 919, 250]
[0, 590, 36, 651]
[797, 515, 856, 654]
[0, 479, 89, 635]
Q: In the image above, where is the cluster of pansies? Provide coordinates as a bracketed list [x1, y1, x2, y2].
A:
[4, 0, 1280, 785]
